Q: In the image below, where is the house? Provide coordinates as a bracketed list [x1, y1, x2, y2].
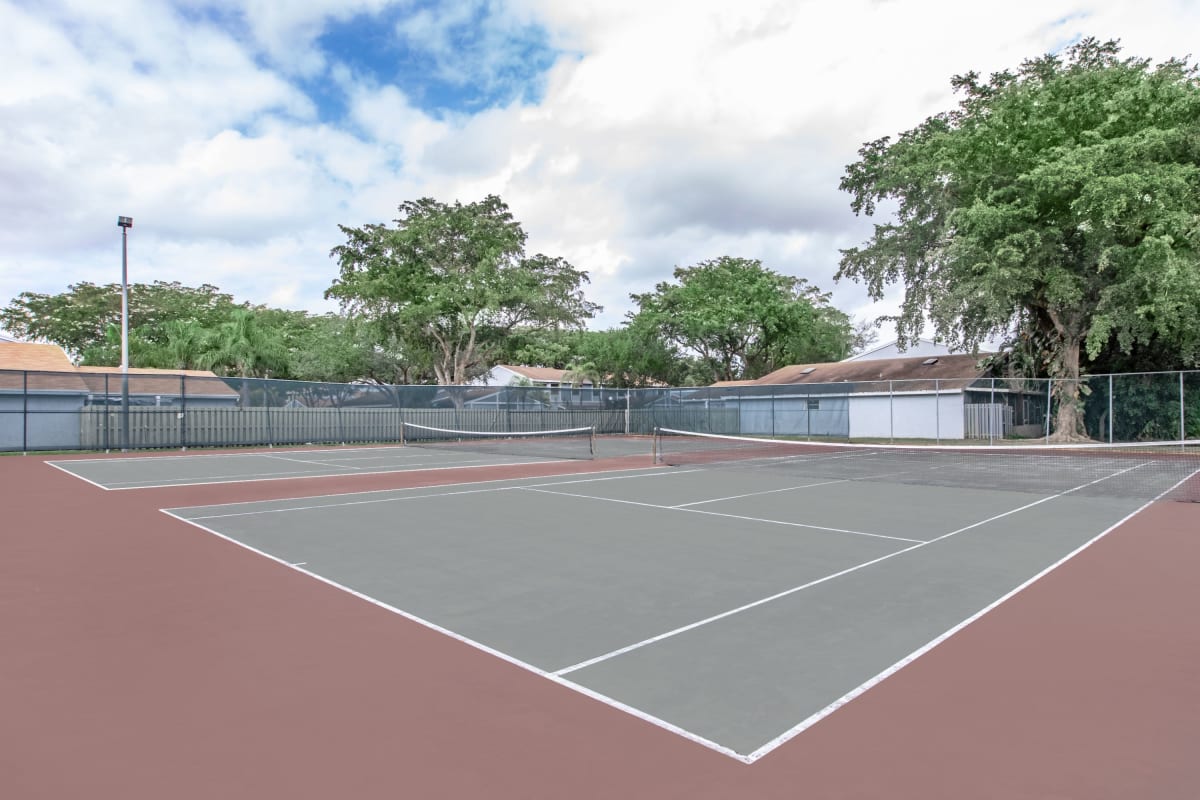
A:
[696, 350, 1035, 440]
[72, 366, 240, 407]
[0, 343, 91, 450]
[474, 365, 602, 408]
[0, 342, 239, 450]
[842, 338, 960, 362]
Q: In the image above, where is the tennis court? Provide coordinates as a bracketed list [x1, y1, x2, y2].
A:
[157, 431, 1200, 759]
[48, 424, 650, 489]
[9, 425, 1200, 798]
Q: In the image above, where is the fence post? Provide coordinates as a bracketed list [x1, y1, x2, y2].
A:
[1045, 378, 1052, 442]
[625, 390, 631, 435]
[338, 397, 346, 445]
[1180, 371, 1186, 445]
[22, 370, 28, 454]
[889, 381, 894, 443]
[1108, 374, 1113, 443]
[179, 374, 188, 450]
[806, 392, 812, 440]
[934, 379, 940, 444]
[989, 378, 996, 445]
[103, 373, 110, 452]
[265, 382, 274, 447]
[770, 386, 776, 438]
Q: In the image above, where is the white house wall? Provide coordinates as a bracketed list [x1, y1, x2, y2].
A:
[848, 392, 965, 440]
[736, 396, 850, 437]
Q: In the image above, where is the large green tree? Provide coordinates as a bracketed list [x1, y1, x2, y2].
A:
[629, 256, 862, 383]
[838, 38, 1200, 439]
[327, 195, 600, 385]
[0, 281, 239, 362]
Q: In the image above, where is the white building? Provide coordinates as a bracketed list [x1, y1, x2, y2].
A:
[843, 338, 959, 362]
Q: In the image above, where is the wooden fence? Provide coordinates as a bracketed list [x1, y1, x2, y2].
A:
[963, 403, 1013, 439]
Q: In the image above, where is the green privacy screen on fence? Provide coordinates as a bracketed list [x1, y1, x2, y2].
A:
[1, 369, 1196, 452]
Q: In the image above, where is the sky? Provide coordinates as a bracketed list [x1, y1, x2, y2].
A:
[2, 0, 1198, 345]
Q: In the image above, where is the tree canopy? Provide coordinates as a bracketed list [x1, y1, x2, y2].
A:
[837, 38, 1200, 438]
[630, 256, 866, 384]
[0, 281, 239, 361]
[326, 195, 600, 385]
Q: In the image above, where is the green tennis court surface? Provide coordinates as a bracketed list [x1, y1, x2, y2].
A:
[162, 460, 1170, 760]
[47, 435, 651, 489]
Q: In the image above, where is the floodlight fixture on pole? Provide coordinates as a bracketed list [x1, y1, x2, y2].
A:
[117, 216, 133, 450]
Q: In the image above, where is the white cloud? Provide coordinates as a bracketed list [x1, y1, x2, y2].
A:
[4, 0, 1200, 351]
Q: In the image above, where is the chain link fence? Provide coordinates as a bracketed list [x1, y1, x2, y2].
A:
[1, 368, 1196, 452]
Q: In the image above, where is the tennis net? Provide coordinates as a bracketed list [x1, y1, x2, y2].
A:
[653, 428, 1200, 501]
[401, 422, 596, 461]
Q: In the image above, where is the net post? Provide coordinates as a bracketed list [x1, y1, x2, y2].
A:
[399, 420, 408, 447]
[652, 426, 660, 464]
[589, 425, 596, 457]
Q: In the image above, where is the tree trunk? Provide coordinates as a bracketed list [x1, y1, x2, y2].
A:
[1047, 328, 1092, 443]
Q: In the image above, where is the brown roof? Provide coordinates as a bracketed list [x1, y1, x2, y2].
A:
[0, 344, 238, 396]
[0, 343, 89, 392]
[499, 365, 572, 383]
[755, 353, 988, 383]
[700, 354, 991, 394]
[75, 367, 239, 397]
[0, 342, 75, 371]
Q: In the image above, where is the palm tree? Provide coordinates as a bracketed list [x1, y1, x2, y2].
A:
[157, 320, 208, 370]
[197, 308, 288, 406]
[562, 358, 602, 389]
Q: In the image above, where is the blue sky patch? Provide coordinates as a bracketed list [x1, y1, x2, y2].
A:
[314, 1, 561, 120]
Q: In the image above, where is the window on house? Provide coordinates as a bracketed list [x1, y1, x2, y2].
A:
[807, 398, 820, 410]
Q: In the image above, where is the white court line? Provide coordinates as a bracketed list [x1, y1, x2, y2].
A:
[742, 462, 1200, 763]
[178, 468, 690, 520]
[48, 443, 408, 464]
[552, 461, 1151, 677]
[45, 460, 112, 490]
[162, 465, 668, 513]
[519, 487, 923, 544]
[159, 509, 751, 764]
[671, 479, 849, 507]
[261, 454, 364, 469]
[669, 467, 930, 509]
[82, 457, 561, 490]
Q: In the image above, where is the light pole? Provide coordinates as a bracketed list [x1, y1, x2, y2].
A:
[117, 216, 133, 450]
